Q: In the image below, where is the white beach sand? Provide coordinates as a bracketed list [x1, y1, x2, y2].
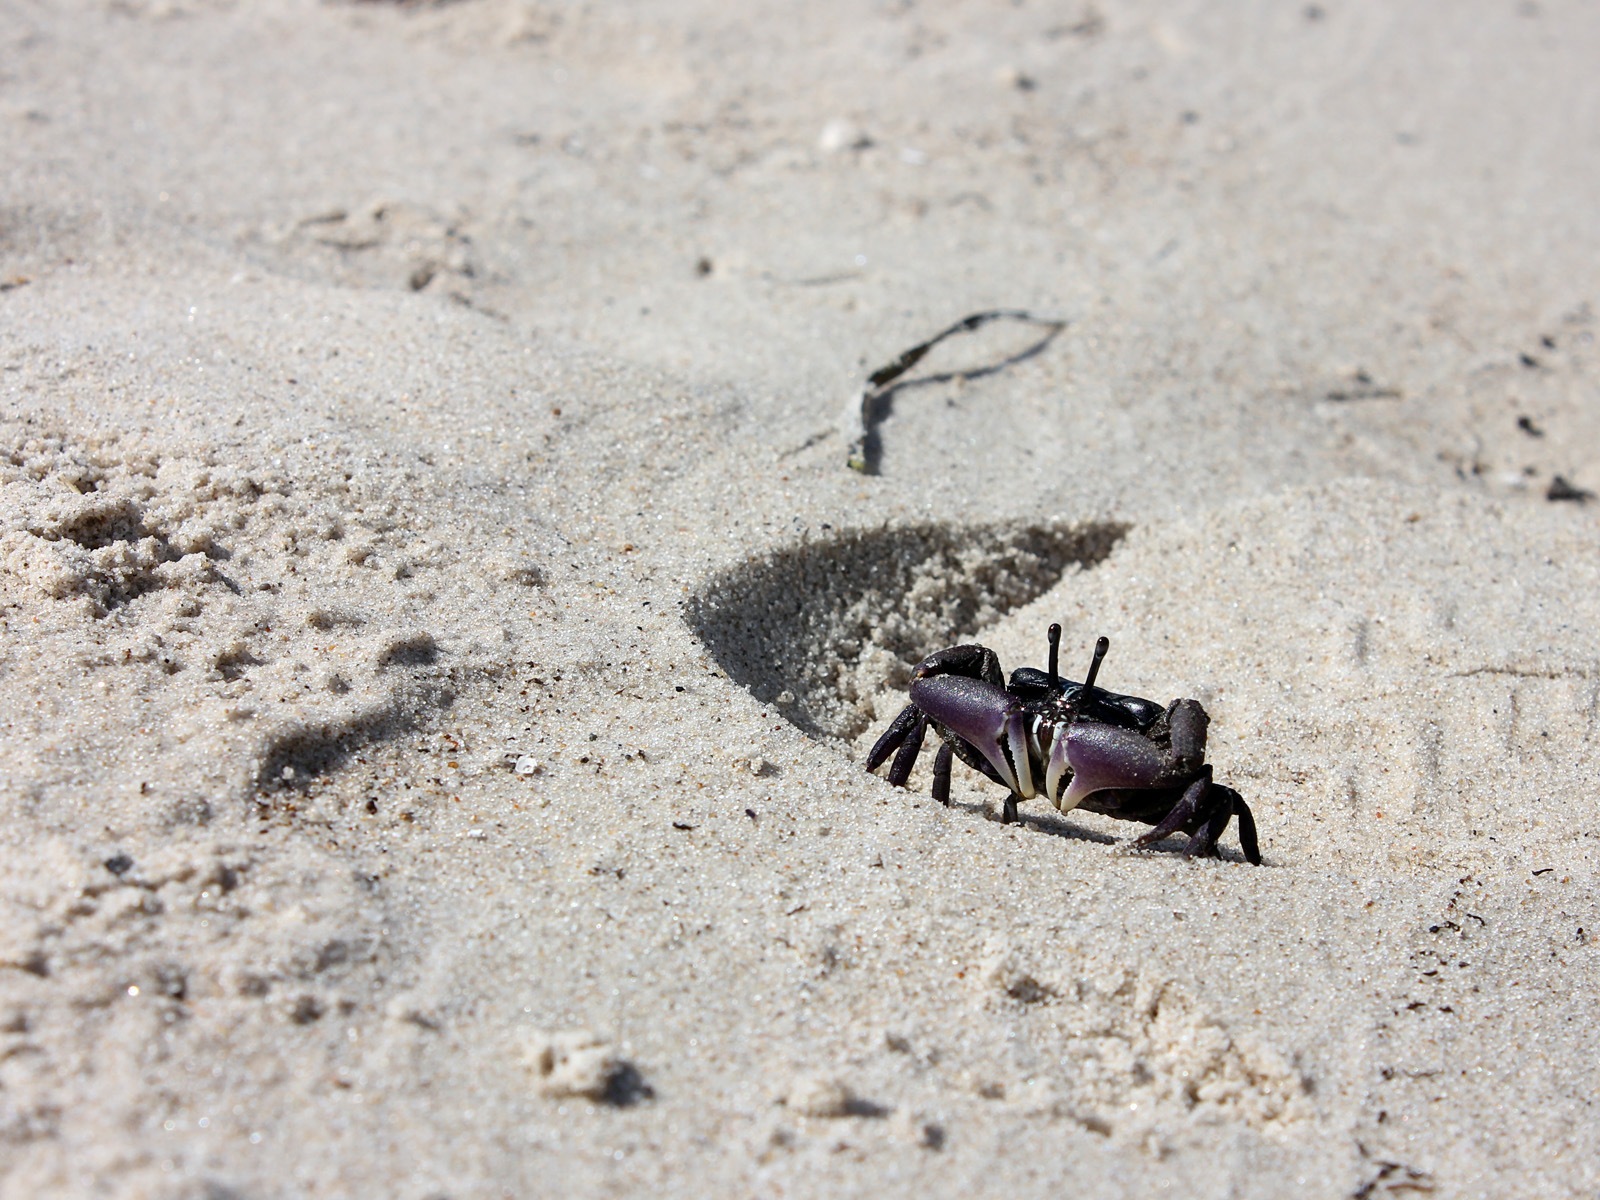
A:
[2, 2, 1598, 1196]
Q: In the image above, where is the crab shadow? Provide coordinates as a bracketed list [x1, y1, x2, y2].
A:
[686, 519, 1126, 742]
[959, 800, 1261, 865]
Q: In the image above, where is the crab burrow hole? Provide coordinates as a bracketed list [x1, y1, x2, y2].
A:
[686, 520, 1127, 742]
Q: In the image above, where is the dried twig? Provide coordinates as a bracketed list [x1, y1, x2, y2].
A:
[844, 309, 1067, 473]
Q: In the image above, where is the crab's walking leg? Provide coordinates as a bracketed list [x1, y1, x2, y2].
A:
[1000, 793, 1020, 824]
[1182, 791, 1234, 859]
[1229, 791, 1262, 865]
[887, 712, 928, 787]
[866, 704, 922, 773]
[1132, 765, 1212, 850]
[931, 742, 953, 806]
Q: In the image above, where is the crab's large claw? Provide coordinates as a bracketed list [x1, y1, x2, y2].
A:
[1054, 698, 1207, 813]
[1054, 721, 1174, 813]
[909, 675, 1037, 798]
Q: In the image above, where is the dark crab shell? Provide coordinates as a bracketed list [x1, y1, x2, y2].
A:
[867, 628, 1261, 864]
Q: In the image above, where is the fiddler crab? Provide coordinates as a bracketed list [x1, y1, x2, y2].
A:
[866, 624, 1260, 864]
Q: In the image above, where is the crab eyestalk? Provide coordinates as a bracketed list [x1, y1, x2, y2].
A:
[1047, 622, 1062, 688]
[1081, 635, 1110, 696]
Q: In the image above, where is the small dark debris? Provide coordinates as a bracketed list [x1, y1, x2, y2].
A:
[695, 257, 713, 276]
[602, 1062, 655, 1107]
[104, 853, 134, 876]
[671, 821, 696, 831]
[154, 964, 188, 1001]
[1532, 867, 1554, 876]
[1520, 352, 1542, 369]
[1325, 369, 1401, 402]
[1547, 475, 1593, 503]
[1005, 976, 1055, 1005]
[918, 1122, 946, 1151]
[842, 1095, 891, 1119]
[1516, 415, 1545, 437]
[745, 808, 758, 821]
[288, 994, 324, 1024]
[507, 564, 545, 587]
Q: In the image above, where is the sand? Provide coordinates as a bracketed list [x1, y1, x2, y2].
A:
[2, 2, 1598, 1196]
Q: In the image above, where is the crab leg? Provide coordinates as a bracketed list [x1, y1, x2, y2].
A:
[866, 703, 922, 773]
[1131, 766, 1211, 850]
[1228, 790, 1261, 865]
[931, 742, 953, 806]
[1182, 792, 1234, 859]
[887, 711, 928, 787]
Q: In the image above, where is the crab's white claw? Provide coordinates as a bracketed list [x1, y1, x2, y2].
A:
[1044, 727, 1074, 811]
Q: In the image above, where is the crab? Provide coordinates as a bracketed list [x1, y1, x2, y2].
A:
[865, 624, 1261, 864]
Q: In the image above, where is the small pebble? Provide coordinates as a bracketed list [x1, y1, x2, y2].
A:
[818, 119, 870, 153]
[526, 1030, 620, 1100]
[784, 1073, 854, 1118]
